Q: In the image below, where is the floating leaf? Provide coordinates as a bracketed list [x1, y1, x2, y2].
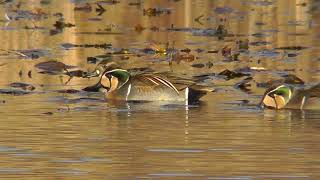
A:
[35, 61, 76, 72]
[282, 74, 305, 84]
[95, 3, 106, 15]
[207, 50, 219, 53]
[191, 28, 216, 36]
[221, 46, 231, 57]
[61, 43, 111, 50]
[275, 46, 308, 51]
[180, 48, 191, 53]
[213, 7, 234, 14]
[0, 89, 32, 95]
[257, 74, 304, 88]
[87, 55, 112, 64]
[74, 3, 92, 12]
[193, 73, 216, 81]
[191, 63, 205, 68]
[17, 49, 50, 59]
[43, 112, 53, 115]
[235, 77, 253, 93]
[218, 69, 250, 80]
[249, 41, 270, 46]
[55, 89, 81, 94]
[134, 24, 145, 32]
[65, 70, 87, 77]
[143, 7, 171, 16]
[9, 82, 35, 91]
[129, 2, 141, 6]
[174, 54, 195, 63]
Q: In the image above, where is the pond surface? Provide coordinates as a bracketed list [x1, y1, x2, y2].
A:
[0, 0, 320, 179]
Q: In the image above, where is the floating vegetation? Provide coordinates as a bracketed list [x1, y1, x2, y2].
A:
[275, 46, 309, 51]
[61, 43, 111, 50]
[0, 89, 34, 95]
[74, 3, 92, 12]
[218, 69, 250, 80]
[9, 82, 35, 91]
[213, 6, 234, 14]
[16, 49, 51, 59]
[257, 74, 305, 88]
[35, 61, 76, 73]
[55, 89, 81, 94]
[143, 7, 171, 16]
[96, 3, 106, 15]
[191, 63, 205, 68]
[50, 20, 75, 35]
[5, 7, 48, 21]
[65, 70, 87, 78]
[174, 54, 195, 63]
[235, 77, 253, 93]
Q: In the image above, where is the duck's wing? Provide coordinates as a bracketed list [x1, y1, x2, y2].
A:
[132, 73, 215, 94]
[151, 72, 198, 90]
[132, 74, 179, 94]
[307, 83, 320, 97]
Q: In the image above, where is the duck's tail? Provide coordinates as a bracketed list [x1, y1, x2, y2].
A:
[308, 83, 320, 97]
[187, 85, 215, 102]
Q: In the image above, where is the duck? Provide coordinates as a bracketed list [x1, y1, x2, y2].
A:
[260, 83, 320, 110]
[82, 63, 214, 103]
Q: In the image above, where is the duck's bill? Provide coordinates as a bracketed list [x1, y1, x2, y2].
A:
[259, 102, 265, 109]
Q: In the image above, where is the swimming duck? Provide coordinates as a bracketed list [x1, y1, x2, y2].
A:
[260, 83, 320, 110]
[83, 63, 214, 103]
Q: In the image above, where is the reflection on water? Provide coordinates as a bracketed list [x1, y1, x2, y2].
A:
[0, 0, 319, 179]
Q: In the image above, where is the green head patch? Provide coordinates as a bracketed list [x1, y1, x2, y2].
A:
[100, 69, 130, 91]
[262, 85, 293, 109]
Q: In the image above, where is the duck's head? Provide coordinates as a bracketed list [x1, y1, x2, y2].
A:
[260, 84, 293, 109]
[98, 69, 130, 92]
[84, 62, 120, 78]
[83, 68, 130, 93]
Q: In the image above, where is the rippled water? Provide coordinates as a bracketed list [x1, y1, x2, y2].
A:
[0, 0, 319, 179]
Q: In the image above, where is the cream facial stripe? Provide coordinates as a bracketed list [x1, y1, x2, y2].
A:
[269, 85, 292, 99]
[268, 85, 285, 94]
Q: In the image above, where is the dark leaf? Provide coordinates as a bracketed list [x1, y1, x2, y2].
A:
[218, 69, 250, 80]
[282, 74, 305, 84]
[9, 82, 35, 91]
[213, 7, 234, 14]
[191, 63, 205, 68]
[65, 70, 87, 77]
[275, 46, 308, 51]
[235, 77, 253, 93]
[0, 89, 32, 95]
[35, 61, 76, 72]
[17, 49, 50, 59]
[56, 89, 81, 94]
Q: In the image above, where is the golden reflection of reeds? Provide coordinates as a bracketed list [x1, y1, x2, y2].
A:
[0, 0, 318, 84]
